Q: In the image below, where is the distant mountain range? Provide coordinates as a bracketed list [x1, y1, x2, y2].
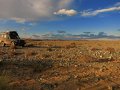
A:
[31, 32, 120, 40]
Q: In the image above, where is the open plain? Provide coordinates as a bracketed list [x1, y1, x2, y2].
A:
[0, 40, 120, 90]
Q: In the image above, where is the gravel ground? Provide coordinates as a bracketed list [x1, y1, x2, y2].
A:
[0, 40, 120, 90]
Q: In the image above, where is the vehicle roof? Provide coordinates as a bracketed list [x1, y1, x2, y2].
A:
[0, 31, 17, 34]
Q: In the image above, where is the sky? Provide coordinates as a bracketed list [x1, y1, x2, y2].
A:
[0, 0, 120, 38]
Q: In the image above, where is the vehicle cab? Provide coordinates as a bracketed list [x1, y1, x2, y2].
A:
[0, 31, 25, 47]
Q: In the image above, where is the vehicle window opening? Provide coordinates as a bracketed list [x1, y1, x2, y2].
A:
[10, 32, 20, 39]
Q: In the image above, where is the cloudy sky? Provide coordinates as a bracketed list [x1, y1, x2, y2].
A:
[0, 0, 120, 37]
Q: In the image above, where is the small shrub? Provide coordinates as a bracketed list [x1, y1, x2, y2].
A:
[42, 54, 50, 58]
[77, 55, 96, 63]
[26, 43, 34, 47]
[41, 83, 54, 90]
[70, 43, 76, 47]
[46, 48, 53, 52]
[24, 50, 36, 58]
[106, 47, 115, 53]
[10, 45, 16, 50]
[52, 45, 61, 48]
[57, 54, 63, 58]
[0, 76, 10, 90]
[91, 48, 101, 51]
[36, 42, 43, 46]
[32, 60, 53, 73]
[96, 58, 114, 63]
[65, 43, 76, 49]
[8, 50, 17, 56]
[0, 49, 4, 55]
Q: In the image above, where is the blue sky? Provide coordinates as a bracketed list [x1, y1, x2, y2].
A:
[0, 0, 120, 37]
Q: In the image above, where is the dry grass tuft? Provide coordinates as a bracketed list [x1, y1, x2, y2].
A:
[91, 48, 101, 51]
[24, 50, 37, 58]
[8, 50, 17, 56]
[65, 43, 76, 49]
[26, 43, 34, 47]
[42, 54, 51, 58]
[76, 54, 96, 63]
[10, 44, 16, 50]
[46, 47, 53, 52]
[106, 47, 115, 53]
[57, 54, 63, 58]
[0, 76, 10, 90]
[0, 49, 5, 55]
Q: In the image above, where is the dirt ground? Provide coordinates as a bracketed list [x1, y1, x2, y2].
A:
[0, 40, 120, 90]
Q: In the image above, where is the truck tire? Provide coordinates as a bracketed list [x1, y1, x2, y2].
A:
[1, 42, 5, 47]
[11, 42, 16, 47]
[21, 44, 25, 47]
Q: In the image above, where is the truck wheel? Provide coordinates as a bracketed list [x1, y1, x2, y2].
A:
[21, 44, 25, 47]
[11, 42, 16, 47]
[1, 42, 5, 47]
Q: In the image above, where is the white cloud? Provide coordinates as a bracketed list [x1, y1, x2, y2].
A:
[54, 2, 120, 17]
[0, 0, 73, 22]
[54, 9, 77, 16]
[115, 2, 120, 6]
[11, 17, 26, 23]
[81, 6, 120, 17]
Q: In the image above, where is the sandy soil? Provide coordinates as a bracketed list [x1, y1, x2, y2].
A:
[0, 40, 120, 90]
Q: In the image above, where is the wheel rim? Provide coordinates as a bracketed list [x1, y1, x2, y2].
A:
[1, 42, 5, 47]
[11, 42, 15, 47]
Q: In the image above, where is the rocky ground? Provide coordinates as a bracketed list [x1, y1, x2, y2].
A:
[0, 40, 120, 90]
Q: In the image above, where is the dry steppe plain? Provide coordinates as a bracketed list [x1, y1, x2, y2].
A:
[0, 40, 120, 90]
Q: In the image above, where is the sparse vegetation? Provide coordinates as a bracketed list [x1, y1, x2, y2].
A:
[24, 50, 37, 58]
[46, 47, 53, 52]
[0, 76, 10, 90]
[106, 47, 116, 53]
[65, 42, 76, 49]
[42, 54, 51, 58]
[0, 40, 120, 90]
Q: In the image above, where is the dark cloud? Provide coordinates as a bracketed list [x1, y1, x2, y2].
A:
[0, 0, 73, 22]
[117, 29, 120, 31]
[57, 30, 66, 34]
